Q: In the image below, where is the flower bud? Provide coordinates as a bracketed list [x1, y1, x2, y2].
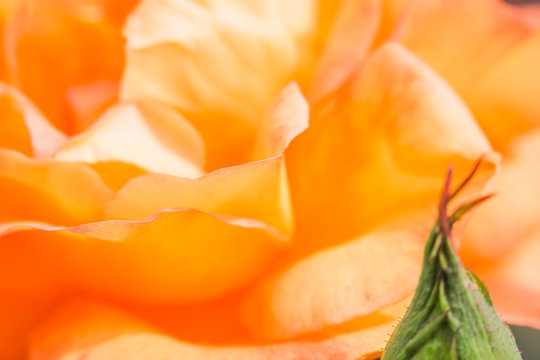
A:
[382, 161, 522, 360]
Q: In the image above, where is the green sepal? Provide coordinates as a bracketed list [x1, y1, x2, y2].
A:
[381, 161, 522, 360]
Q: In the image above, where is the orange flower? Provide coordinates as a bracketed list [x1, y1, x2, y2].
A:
[0, 0, 537, 359]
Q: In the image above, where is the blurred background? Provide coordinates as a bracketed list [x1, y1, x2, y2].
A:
[506, 0, 540, 3]
[503, 0, 540, 357]
[512, 326, 540, 359]
[493, 0, 539, 358]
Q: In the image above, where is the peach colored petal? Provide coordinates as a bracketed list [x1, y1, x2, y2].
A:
[307, 0, 380, 104]
[467, 30, 540, 151]
[121, 0, 313, 170]
[0, 83, 67, 158]
[55, 101, 205, 179]
[29, 299, 400, 360]
[1, 207, 288, 304]
[106, 157, 292, 235]
[252, 83, 309, 161]
[0, 149, 112, 225]
[463, 128, 540, 261]
[348, 44, 495, 168]
[398, 0, 530, 93]
[477, 226, 540, 329]
[396, 0, 540, 151]
[243, 213, 429, 340]
[286, 43, 498, 251]
[3, 0, 134, 134]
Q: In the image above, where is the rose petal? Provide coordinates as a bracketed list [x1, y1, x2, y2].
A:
[0, 222, 66, 360]
[29, 299, 401, 360]
[121, 0, 313, 170]
[66, 80, 119, 132]
[468, 30, 540, 151]
[1, 208, 288, 305]
[398, 0, 530, 93]
[463, 128, 540, 261]
[396, 0, 540, 151]
[307, 0, 380, 103]
[0, 149, 113, 225]
[478, 227, 540, 329]
[0, 208, 286, 357]
[3, 0, 135, 134]
[243, 213, 429, 340]
[0, 2, 15, 80]
[122, 0, 298, 119]
[55, 101, 205, 182]
[106, 157, 292, 235]
[461, 129, 540, 328]
[0, 83, 67, 158]
[252, 83, 309, 161]
[287, 43, 498, 251]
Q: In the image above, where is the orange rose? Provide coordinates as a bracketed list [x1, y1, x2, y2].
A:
[0, 0, 537, 359]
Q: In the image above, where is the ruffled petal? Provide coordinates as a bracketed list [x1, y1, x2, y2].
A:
[121, 0, 314, 170]
[0, 208, 286, 358]
[1, 207, 288, 305]
[55, 101, 205, 186]
[106, 157, 292, 235]
[0, 83, 66, 158]
[243, 213, 428, 340]
[29, 299, 401, 360]
[0, 149, 113, 225]
[287, 43, 498, 251]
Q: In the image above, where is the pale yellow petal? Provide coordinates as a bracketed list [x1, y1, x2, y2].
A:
[121, 0, 313, 170]
[55, 101, 205, 180]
